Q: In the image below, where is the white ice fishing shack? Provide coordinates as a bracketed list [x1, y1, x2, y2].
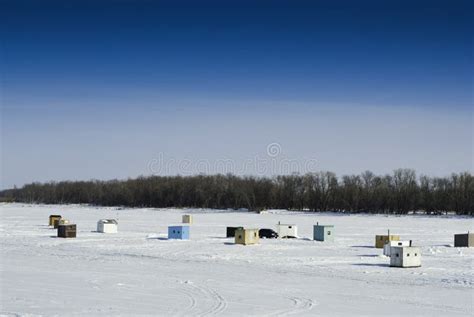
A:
[276, 223, 298, 238]
[97, 219, 118, 233]
[390, 245, 421, 268]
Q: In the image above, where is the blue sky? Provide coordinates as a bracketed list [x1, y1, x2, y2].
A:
[1, 0, 473, 188]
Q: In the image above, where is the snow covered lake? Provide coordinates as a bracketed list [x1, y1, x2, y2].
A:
[1, 203, 473, 316]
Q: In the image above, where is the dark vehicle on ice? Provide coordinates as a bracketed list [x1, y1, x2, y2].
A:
[259, 228, 278, 239]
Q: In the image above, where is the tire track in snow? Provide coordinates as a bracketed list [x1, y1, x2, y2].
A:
[201, 285, 227, 316]
[176, 280, 228, 316]
[289, 297, 316, 315]
[267, 296, 316, 316]
[174, 283, 198, 315]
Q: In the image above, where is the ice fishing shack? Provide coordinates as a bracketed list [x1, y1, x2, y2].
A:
[182, 215, 193, 224]
[168, 226, 190, 240]
[390, 245, 421, 268]
[454, 232, 474, 247]
[276, 223, 298, 238]
[235, 228, 259, 245]
[97, 219, 118, 233]
[313, 223, 334, 242]
[375, 230, 400, 248]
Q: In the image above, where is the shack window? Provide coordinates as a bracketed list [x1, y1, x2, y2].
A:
[327, 231, 331, 235]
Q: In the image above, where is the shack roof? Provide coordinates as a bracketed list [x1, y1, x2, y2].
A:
[98, 219, 118, 224]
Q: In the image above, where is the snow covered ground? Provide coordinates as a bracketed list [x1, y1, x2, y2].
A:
[1, 203, 473, 316]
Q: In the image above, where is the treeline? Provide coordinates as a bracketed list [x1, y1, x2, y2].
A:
[1, 169, 473, 215]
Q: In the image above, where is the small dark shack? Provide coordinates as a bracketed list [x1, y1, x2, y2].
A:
[227, 226, 244, 238]
[58, 224, 77, 238]
[454, 233, 473, 247]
